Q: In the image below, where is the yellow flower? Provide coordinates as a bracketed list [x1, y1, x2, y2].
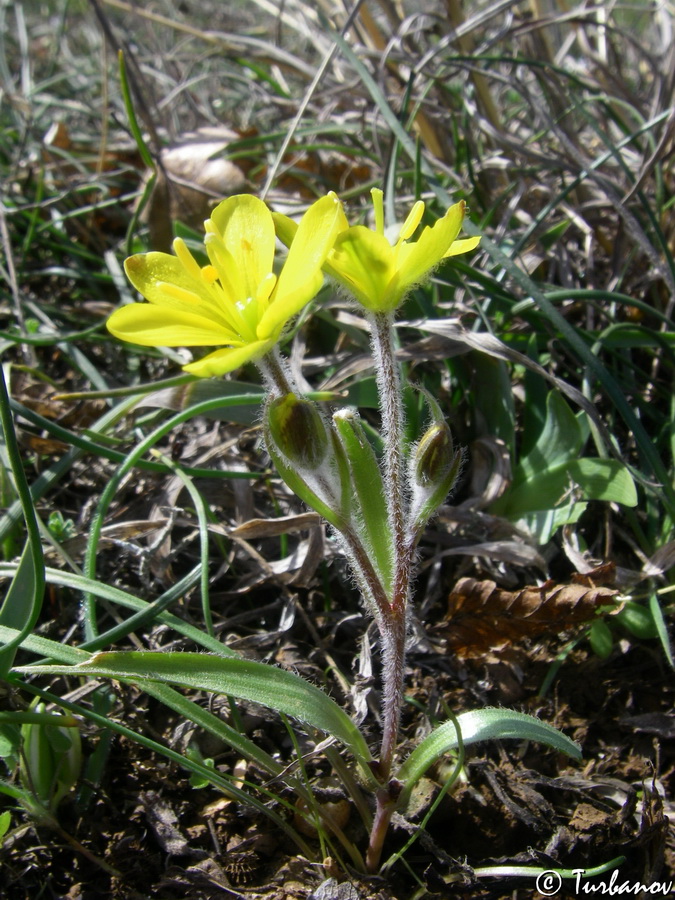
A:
[107, 193, 343, 377]
[277, 188, 480, 313]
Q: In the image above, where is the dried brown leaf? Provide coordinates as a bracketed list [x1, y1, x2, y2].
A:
[440, 576, 619, 657]
[141, 128, 247, 251]
[229, 513, 322, 540]
[61, 520, 170, 557]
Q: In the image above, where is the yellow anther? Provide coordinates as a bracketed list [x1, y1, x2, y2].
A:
[201, 265, 219, 284]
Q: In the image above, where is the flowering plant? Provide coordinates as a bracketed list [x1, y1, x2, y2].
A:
[19, 190, 580, 874]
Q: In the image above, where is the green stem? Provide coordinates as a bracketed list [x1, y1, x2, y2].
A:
[370, 312, 406, 571]
[369, 311, 411, 775]
[365, 311, 413, 872]
[258, 346, 296, 397]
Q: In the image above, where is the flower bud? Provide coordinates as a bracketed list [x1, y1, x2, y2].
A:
[266, 394, 329, 471]
[410, 421, 463, 539]
[414, 423, 455, 487]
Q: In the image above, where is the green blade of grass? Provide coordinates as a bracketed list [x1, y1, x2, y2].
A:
[0, 565, 232, 658]
[0, 624, 280, 775]
[0, 365, 44, 674]
[16, 650, 374, 769]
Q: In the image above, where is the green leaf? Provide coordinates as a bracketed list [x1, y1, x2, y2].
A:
[568, 459, 637, 506]
[333, 411, 393, 592]
[0, 563, 238, 658]
[516, 392, 582, 484]
[396, 708, 581, 804]
[0, 624, 284, 776]
[589, 619, 614, 659]
[521, 335, 550, 458]
[0, 366, 45, 674]
[617, 601, 659, 640]
[345, 376, 380, 409]
[20, 701, 82, 810]
[118, 51, 154, 170]
[0, 543, 41, 675]
[497, 459, 636, 520]
[0, 724, 20, 766]
[469, 352, 516, 460]
[0, 809, 11, 841]
[519, 503, 587, 545]
[17, 651, 373, 768]
[649, 593, 674, 669]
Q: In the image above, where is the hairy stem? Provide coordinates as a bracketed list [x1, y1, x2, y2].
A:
[370, 312, 406, 571]
[365, 311, 414, 872]
[366, 786, 398, 873]
[258, 346, 296, 397]
[369, 311, 411, 776]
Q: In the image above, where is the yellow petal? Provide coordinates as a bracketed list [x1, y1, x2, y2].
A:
[259, 194, 344, 338]
[395, 201, 466, 292]
[443, 235, 481, 257]
[274, 194, 343, 300]
[107, 303, 238, 347]
[183, 339, 275, 377]
[203, 231, 244, 305]
[327, 226, 395, 310]
[125, 254, 217, 316]
[209, 195, 275, 299]
[257, 270, 323, 341]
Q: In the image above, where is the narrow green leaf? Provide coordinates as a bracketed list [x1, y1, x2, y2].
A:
[396, 708, 581, 803]
[649, 593, 674, 669]
[333, 412, 393, 592]
[16, 651, 373, 766]
[0, 366, 44, 673]
[1, 626, 282, 775]
[0, 542, 40, 673]
[118, 51, 154, 170]
[139, 380, 264, 425]
[0, 564, 236, 658]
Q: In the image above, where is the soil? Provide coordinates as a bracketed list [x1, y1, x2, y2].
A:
[1, 547, 672, 900]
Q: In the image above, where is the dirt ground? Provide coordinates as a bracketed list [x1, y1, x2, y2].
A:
[2, 545, 672, 899]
